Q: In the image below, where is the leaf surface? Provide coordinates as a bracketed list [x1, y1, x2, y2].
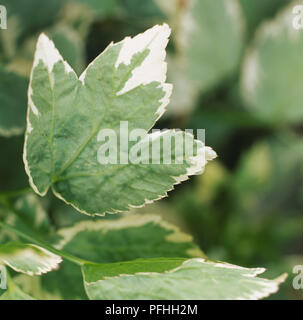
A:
[0, 242, 62, 276]
[82, 258, 287, 300]
[0, 68, 28, 137]
[0, 194, 52, 244]
[24, 24, 216, 215]
[177, 0, 244, 93]
[0, 270, 36, 300]
[40, 214, 203, 299]
[241, 2, 303, 125]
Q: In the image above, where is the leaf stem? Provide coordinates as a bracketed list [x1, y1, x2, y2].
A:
[0, 220, 88, 266]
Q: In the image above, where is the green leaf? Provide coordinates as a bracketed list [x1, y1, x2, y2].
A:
[82, 258, 287, 300]
[241, 2, 303, 125]
[0, 68, 28, 137]
[0, 286, 35, 300]
[40, 214, 204, 299]
[0, 269, 36, 300]
[0, 136, 28, 192]
[55, 214, 205, 260]
[239, 0, 286, 36]
[177, 0, 244, 93]
[2, 194, 52, 241]
[154, 0, 178, 18]
[74, 0, 120, 16]
[0, 242, 62, 276]
[24, 24, 216, 216]
[233, 134, 303, 215]
[119, 0, 163, 18]
[2, 0, 64, 39]
[166, 55, 199, 116]
[14, 194, 51, 235]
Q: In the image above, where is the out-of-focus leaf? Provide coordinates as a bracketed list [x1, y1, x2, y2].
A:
[233, 134, 303, 215]
[0, 242, 62, 276]
[6, 24, 87, 77]
[166, 55, 199, 116]
[119, 0, 163, 18]
[57, 2, 94, 39]
[74, 0, 120, 16]
[49, 194, 94, 229]
[0, 269, 35, 300]
[0, 286, 35, 300]
[0, 136, 28, 192]
[1, 194, 52, 242]
[41, 260, 84, 300]
[241, 2, 303, 125]
[0, 16, 21, 61]
[233, 141, 273, 214]
[2, 0, 64, 38]
[195, 161, 229, 205]
[0, 68, 28, 137]
[170, 159, 233, 256]
[55, 214, 205, 259]
[239, 0, 287, 36]
[154, 0, 179, 18]
[82, 258, 286, 300]
[6, 58, 32, 78]
[177, 0, 244, 93]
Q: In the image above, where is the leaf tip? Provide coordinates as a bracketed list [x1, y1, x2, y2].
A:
[33, 33, 73, 74]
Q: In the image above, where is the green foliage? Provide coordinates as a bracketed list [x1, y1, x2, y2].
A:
[83, 258, 286, 300]
[0, 268, 36, 300]
[0, 0, 301, 300]
[2, 0, 64, 39]
[0, 68, 28, 137]
[0, 194, 52, 242]
[239, 0, 287, 36]
[38, 214, 204, 299]
[163, 0, 245, 115]
[241, 2, 303, 125]
[74, 0, 120, 16]
[0, 136, 28, 192]
[24, 26, 216, 215]
[0, 242, 61, 275]
[178, 0, 244, 93]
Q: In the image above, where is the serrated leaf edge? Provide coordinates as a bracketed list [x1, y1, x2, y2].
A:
[84, 258, 287, 300]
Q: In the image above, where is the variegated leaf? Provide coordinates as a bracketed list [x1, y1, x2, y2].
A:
[40, 214, 204, 299]
[83, 258, 287, 300]
[0, 242, 62, 276]
[24, 24, 216, 216]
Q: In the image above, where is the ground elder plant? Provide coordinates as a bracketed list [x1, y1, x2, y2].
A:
[0, 23, 287, 300]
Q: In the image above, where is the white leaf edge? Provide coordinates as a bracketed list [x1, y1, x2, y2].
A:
[84, 258, 287, 300]
[54, 213, 204, 258]
[23, 25, 217, 216]
[241, 0, 302, 106]
[0, 244, 62, 276]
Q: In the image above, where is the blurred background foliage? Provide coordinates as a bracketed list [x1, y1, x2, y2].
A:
[0, 0, 302, 299]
